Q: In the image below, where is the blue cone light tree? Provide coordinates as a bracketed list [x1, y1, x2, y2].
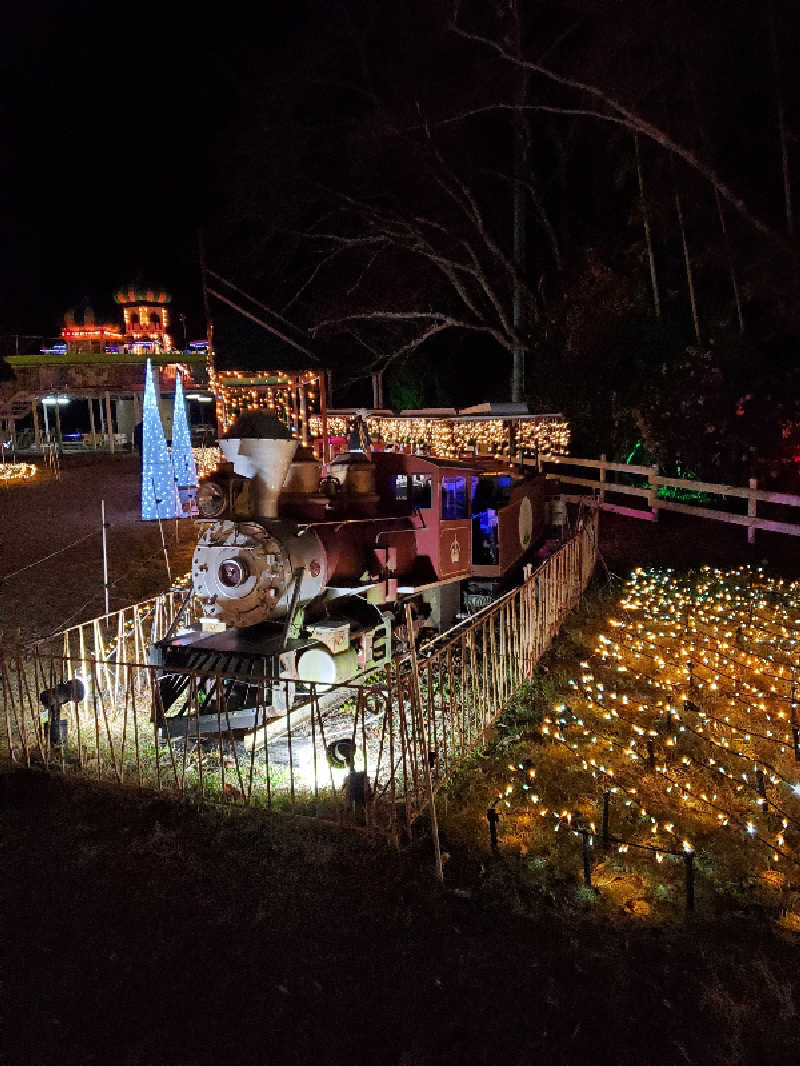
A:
[170, 371, 198, 515]
[141, 358, 178, 520]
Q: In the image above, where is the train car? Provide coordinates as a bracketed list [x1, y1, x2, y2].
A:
[152, 411, 553, 738]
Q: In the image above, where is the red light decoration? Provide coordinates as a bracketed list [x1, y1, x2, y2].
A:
[114, 287, 171, 306]
[61, 328, 124, 339]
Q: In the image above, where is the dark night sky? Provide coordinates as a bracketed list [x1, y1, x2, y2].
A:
[0, 2, 301, 341]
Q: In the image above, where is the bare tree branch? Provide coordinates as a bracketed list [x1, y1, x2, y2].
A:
[450, 14, 794, 250]
[309, 308, 509, 349]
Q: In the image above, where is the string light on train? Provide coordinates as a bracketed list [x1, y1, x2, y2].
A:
[208, 369, 321, 434]
[0, 461, 37, 482]
[306, 414, 570, 458]
[191, 446, 221, 479]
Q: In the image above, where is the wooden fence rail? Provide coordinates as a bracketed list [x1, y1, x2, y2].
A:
[534, 454, 800, 542]
[1, 517, 599, 837]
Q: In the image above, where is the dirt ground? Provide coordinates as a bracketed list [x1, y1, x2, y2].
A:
[0, 454, 194, 645]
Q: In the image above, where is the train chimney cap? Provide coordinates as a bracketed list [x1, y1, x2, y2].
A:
[223, 410, 293, 441]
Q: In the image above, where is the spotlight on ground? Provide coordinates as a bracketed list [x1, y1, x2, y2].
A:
[39, 679, 85, 745]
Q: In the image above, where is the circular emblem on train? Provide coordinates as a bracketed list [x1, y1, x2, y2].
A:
[519, 496, 533, 549]
[450, 536, 461, 564]
[310, 559, 321, 578]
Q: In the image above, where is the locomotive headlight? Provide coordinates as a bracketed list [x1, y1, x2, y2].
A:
[218, 557, 249, 589]
[197, 480, 227, 517]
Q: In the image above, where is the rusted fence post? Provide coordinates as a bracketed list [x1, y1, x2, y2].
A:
[405, 603, 443, 882]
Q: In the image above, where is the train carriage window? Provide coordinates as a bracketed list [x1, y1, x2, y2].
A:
[394, 473, 432, 509]
[441, 475, 468, 520]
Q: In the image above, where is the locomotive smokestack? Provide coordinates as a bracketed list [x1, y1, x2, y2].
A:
[219, 411, 297, 518]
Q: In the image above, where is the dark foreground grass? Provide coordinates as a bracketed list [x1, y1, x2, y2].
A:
[1, 770, 798, 1066]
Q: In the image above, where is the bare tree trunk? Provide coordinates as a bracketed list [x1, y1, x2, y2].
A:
[714, 188, 744, 334]
[674, 188, 701, 344]
[511, 0, 529, 404]
[769, 2, 793, 236]
[634, 133, 661, 318]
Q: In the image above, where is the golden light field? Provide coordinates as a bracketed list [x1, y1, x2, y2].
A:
[479, 566, 800, 917]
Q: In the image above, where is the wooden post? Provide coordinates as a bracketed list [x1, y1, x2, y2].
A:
[101, 500, 110, 617]
[506, 419, 514, 461]
[54, 399, 63, 446]
[756, 768, 768, 813]
[319, 370, 329, 463]
[748, 478, 758, 545]
[31, 401, 41, 448]
[582, 829, 592, 887]
[299, 383, 309, 445]
[88, 397, 97, 447]
[599, 453, 606, 504]
[648, 464, 660, 521]
[385, 664, 397, 842]
[685, 851, 695, 912]
[790, 673, 800, 765]
[104, 391, 115, 454]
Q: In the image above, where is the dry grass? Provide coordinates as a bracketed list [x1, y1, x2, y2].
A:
[3, 459, 800, 1064]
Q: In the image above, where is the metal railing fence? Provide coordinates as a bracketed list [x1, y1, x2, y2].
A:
[1, 516, 599, 837]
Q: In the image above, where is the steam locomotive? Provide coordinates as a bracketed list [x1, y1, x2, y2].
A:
[153, 410, 553, 738]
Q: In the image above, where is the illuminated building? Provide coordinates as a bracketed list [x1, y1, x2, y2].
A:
[114, 286, 173, 354]
[61, 307, 123, 355]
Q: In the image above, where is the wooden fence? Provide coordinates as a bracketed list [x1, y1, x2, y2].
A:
[534, 454, 800, 542]
[0, 517, 599, 837]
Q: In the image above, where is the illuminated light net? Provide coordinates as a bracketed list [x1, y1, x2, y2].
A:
[208, 369, 319, 434]
[192, 446, 221, 478]
[141, 358, 178, 520]
[0, 462, 37, 483]
[170, 372, 198, 492]
[307, 414, 570, 458]
[497, 564, 800, 915]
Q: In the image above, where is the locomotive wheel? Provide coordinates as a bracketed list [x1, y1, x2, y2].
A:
[326, 737, 356, 769]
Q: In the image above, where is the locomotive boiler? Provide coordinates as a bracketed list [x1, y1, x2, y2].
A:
[153, 410, 551, 739]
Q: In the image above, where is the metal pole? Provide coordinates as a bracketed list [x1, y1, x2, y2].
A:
[582, 829, 592, 887]
[153, 477, 172, 586]
[101, 500, 110, 617]
[105, 391, 115, 454]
